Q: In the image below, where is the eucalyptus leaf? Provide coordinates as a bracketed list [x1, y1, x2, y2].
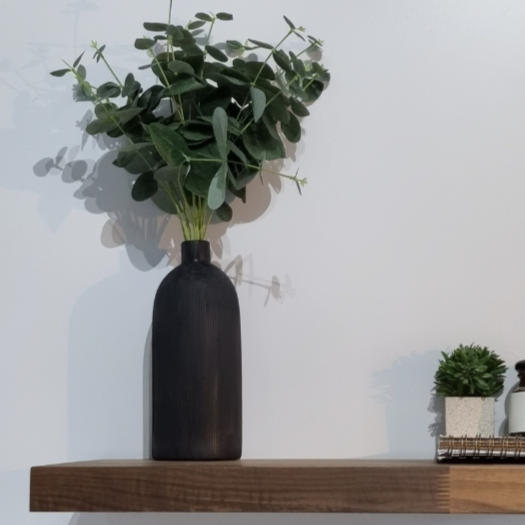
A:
[144, 22, 169, 31]
[50, 68, 70, 77]
[77, 64, 86, 80]
[97, 81, 121, 99]
[216, 202, 233, 221]
[206, 45, 229, 63]
[248, 39, 274, 50]
[180, 127, 214, 141]
[94, 102, 117, 119]
[134, 38, 156, 50]
[227, 40, 244, 50]
[244, 61, 275, 81]
[188, 20, 206, 30]
[113, 142, 156, 168]
[195, 12, 213, 22]
[262, 112, 280, 140]
[292, 58, 306, 77]
[154, 165, 187, 188]
[73, 51, 85, 68]
[166, 25, 184, 42]
[151, 187, 179, 214]
[213, 107, 229, 159]
[234, 167, 259, 190]
[132, 171, 158, 201]
[312, 62, 331, 82]
[208, 162, 228, 210]
[149, 123, 190, 166]
[273, 49, 292, 72]
[243, 121, 285, 160]
[167, 61, 195, 75]
[290, 97, 310, 117]
[166, 74, 205, 95]
[220, 67, 251, 85]
[228, 140, 248, 165]
[250, 86, 266, 123]
[283, 15, 296, 29]
[85, 118, 117, 135]
[185, 144, 221, 197]
[304, 79, 324, 102]
[281, 112, 301, 143]
[267, 95, 290, 124]
[115, 107, 144, 124]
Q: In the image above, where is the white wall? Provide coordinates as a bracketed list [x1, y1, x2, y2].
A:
[2, 0, 525, 523]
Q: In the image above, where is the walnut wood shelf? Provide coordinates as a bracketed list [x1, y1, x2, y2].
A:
[29, 459, 525, 514]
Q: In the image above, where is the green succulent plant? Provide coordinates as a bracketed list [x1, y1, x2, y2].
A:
[50, 3, 330, 240]
[434, 344, 507, 397]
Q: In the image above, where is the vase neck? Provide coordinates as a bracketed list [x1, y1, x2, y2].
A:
[181, 241, 211, 263]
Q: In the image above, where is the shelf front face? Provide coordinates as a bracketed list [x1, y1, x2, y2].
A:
[30, 460, 448, 513]
[29, 459, 525, 514]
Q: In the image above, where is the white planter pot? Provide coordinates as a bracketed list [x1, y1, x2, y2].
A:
[445, 397, 495, 437]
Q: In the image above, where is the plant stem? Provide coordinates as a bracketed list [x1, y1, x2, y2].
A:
[168, 0, 173, 24]
[100, 54, 124, 89]
[187, 157, 307, 186]
[64, 61, 200, 240]
[296, 44, 315, 58]
[148, 51, 183, 121]
[252, 30, 293, 86]
[205, 18, 216, 47]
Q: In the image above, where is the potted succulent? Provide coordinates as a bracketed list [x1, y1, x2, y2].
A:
[434, 344, 507, 437]
[51, 5, 330, 460]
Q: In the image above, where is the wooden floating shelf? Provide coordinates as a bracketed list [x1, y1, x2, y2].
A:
[29, 459, 525, 514]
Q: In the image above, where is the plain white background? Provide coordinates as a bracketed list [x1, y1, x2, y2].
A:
[2, 0, 525, 523]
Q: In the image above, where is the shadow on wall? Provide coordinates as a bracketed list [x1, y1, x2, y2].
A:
[67, 511, 525, 525]
[32, 129, 285, 271]
[371, 349, 443, 459]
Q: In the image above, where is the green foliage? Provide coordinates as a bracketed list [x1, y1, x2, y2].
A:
[434, 344, 508, 397]
[51, 6, 330, 240]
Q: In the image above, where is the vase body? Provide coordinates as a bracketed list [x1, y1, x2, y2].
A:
[152, 241, 242, 460]
[445, 397, 495, 437]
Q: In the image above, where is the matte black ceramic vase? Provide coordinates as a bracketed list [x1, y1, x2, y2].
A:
[152, 241, 242, 460]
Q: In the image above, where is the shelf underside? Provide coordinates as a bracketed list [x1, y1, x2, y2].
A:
[30, 459, 525, 514]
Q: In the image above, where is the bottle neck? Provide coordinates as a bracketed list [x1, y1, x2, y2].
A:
[181, 241, 211, 263]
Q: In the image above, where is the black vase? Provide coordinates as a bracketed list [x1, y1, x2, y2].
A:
[151, 241, 242, 460]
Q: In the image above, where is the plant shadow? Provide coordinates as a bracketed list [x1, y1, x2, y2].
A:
[371, 349, 443, 459]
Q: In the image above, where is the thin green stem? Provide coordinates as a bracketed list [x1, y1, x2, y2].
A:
[205, 18, 216, 47]
[149, 51, 183, 121]
[101, 56, 124, 89]
[296, 44, 315, 58]
[236, 30, 294, 122]
[303, 73, 320, 90]
[252, 30, 293, 86]
[187, 157, 307, 186]
[177, 95, 185, 123]
[168, 0, 173, 24]
[64, 60, 198, 240]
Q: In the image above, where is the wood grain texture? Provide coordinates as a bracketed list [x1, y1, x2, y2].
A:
[450, 465, 525, 514]
[30, 460, 449, 513]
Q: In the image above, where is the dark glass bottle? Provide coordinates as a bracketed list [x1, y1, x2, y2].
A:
[509, 360, 525, 436]
[151, 241, 242, 460]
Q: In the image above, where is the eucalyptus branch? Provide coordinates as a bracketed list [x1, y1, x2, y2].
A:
[205, 17, 216, 47]
[252, 30, 293, 86]
[236, 29, 295, 123]
[168, 0, 173, 24]
[187, 157, 307, 187]
[51, 10, 328, 239]
[91, 42, 124, 88]
[147, 49, 183, 122]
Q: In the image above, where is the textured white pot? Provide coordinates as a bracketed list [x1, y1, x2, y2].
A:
[445, 397, 495, 437]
